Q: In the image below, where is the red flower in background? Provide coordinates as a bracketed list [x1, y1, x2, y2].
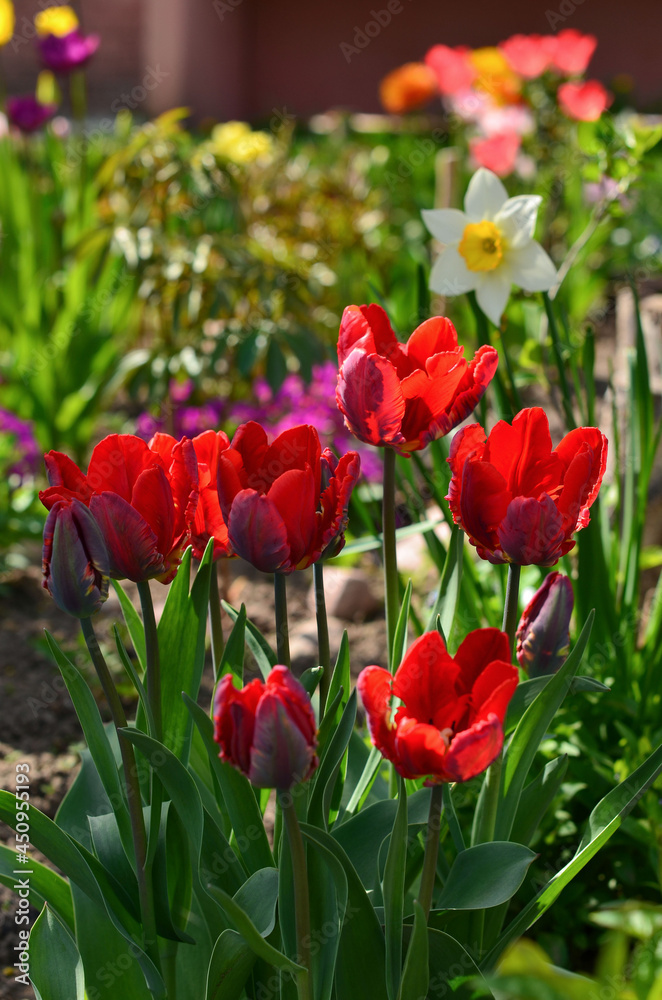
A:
[447, 407, 607, 566]
[358, 630, 518, 784]
[39, 434, 198, 583]
[550, 29, 597, 75]
[336, 304, 498, 454]
[214, 666, 318, 789]
[216, 422, 360, 574]
[424, 45, 476, 95]
[499, 34, 553, 78]
[379, 62, 438, 114]
[151, 430, 231, 561]
[470, 131, 521, 176]
[558, 80, 612, 121]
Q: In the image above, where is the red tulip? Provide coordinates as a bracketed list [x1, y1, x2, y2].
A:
[470, 132, 521, 177]
[424, 45, 476, 95]
[42, 498, 109, 618]
[216, 422, 360, 573]
[499, 34, 553, 79]
[558, 80, 612, 122]
[550, 29, 597, 75]
[516, 571, 573, 677]
[336, 304, 498, 454]
[151, 430, 231, 561]
[213, 666, 318, 789]
[447, 407, 607, 566]
[358, 630, 518, 784]
[379, 62, 438, 114]
[39, 434, 199, 583]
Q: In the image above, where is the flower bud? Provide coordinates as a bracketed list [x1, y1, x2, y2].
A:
[516, 572, 574, 677]
[213, 666, 318, 790]
[42, 499, 110, 618]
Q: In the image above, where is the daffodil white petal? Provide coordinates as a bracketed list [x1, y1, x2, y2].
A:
[421, 208, 468, 244]
[464, 168, 509, 223]
[429, 246, 476, 296]
[507, 241, 557, 291]
[494, 195, 542, 249]
[475, 270, 512, 325]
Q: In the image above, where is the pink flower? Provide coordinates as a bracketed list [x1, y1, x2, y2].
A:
[424, 45, 476, 95]
[558, 80, 612, 122]
[550, 29, 597, 75]
[6, 96, 56, 132]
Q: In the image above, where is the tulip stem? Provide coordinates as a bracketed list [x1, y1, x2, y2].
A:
[383, 446, 399, 672]
[79, 618, 161, 976]
[314, 562, 332, 713]
[209, 564, 225, 680]
[502, 563, 522, 659]
[279, 791, 313, 1000]
[138, 580, 162, 742]
[418, 784, 444, 920]
[274, 572, 291, 667]
[467, 291, 512, 421]
[542, 292, 576, 431]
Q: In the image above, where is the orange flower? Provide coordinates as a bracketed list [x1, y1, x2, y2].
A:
[379, 62, 438, 114]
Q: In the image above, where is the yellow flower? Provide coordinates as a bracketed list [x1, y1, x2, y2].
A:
[34, 5, 79, 38]
[210, 121, 274, 165]
[458, 220, 503, 272]
[0, 0, 15, 47]
[470, 46, 521, 104]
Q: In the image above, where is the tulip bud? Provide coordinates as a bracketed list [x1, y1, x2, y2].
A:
[516, 572, 574, 677]
[213, 666, 318, 790]
[42, 499, 110, 618]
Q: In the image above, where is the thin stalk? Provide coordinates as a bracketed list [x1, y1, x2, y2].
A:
[543, 292, 576, 431]
[279, 791, 313, 1000]
[313, 562, 332, 714]
[383, 446, 399, 672]
[138, 581, 162, 742]
[209, 563, 225, 679]
[502, 563, 522, 657]
[418, 784, 443, 919]
[274, 572, 291, 667]
[80, 618, 160, 974]
[467, 292, 512, 421]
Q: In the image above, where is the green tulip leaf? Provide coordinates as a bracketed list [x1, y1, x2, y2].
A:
[0, 845, 74, 933]
[223, 601, 277, 678]
[397, 900, 429, 1000]
[206, 883, 305, 975]
[29, 905, 85, 1000]
[205, 929, 257, 1000]
[434, 842, 537, 911]
[383, 776, 408, 1000]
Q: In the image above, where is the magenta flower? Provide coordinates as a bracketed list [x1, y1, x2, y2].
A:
[6, 96, 57, 132]
[37, 28, 99, 73]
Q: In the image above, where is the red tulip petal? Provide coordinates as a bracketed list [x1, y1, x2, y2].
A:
[497, 494, 567, 566]
[318, 450, 361, 556]
[265, 666, 317, 746]
[399, 355, 467, 449]
[469, 660, 519, 724]
[554, 427, 607, 529]
[405, 316, 460, 369]
[336, 349, 406, 449]
[394, 717, 451, 781]
[392, 632, 460, 725]
[267, 466, 319, 569]
[192, 487, 230, 560]
[87, 434, 157, 500]
[89, 492, 165, 581]
[44, 451, 89, 495]
[227, 490, 291, 572]
[249, 692, 317, 789]
[231, 421, 270, 485]
[453, 627, 511, 691]
[130, 465, 176, 560]
[213, 674, 263, 775]
[264, 425, 321, 494]
[446, 422, 487, 521]
[217, 449, 249, 521]
[442, 344, 499, 435]
[193, 429, 231, 487]
[167, 438, 200, 540]
[455, 459, 510, 556]
[485, 408, 561, 496]
[338, 304, 405, 371]
[357, 666, 397, 763]
[443, 714, 504, 782]
[39, 485, 87, 511]
[148, 432, 178, 465]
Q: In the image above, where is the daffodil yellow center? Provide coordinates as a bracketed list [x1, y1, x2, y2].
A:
[458, 220, 503, 272]
[34, 5, 78, 37]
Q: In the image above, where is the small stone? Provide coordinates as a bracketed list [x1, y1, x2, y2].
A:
[310, 567, 381, 622]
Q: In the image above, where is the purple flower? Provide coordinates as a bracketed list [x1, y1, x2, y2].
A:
[6, 96, 57, 133]
[516, 572, 574, 677]
[0, 408, 41, 479]
[37, 29, 99, 73]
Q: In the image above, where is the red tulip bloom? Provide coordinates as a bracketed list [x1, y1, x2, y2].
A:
[336, 304, 498, 454]
[216, 422, 360, 574]
[470, 132, 521, 177]
[151, 430, 231, 561]
[379, 62, 438, 114]
[358, 630, 518, 784]
[447, 407, 607, 566]
[214, 666, 318, 789]
[558, 80, 612, 122]
[550, 29, 597, 75]
[424, 45, 476, 95]
[39, 434, 199, 583]
[499, 34, 553, 78]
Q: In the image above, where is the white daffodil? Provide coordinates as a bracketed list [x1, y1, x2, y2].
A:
[422, 167, 557, 325]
